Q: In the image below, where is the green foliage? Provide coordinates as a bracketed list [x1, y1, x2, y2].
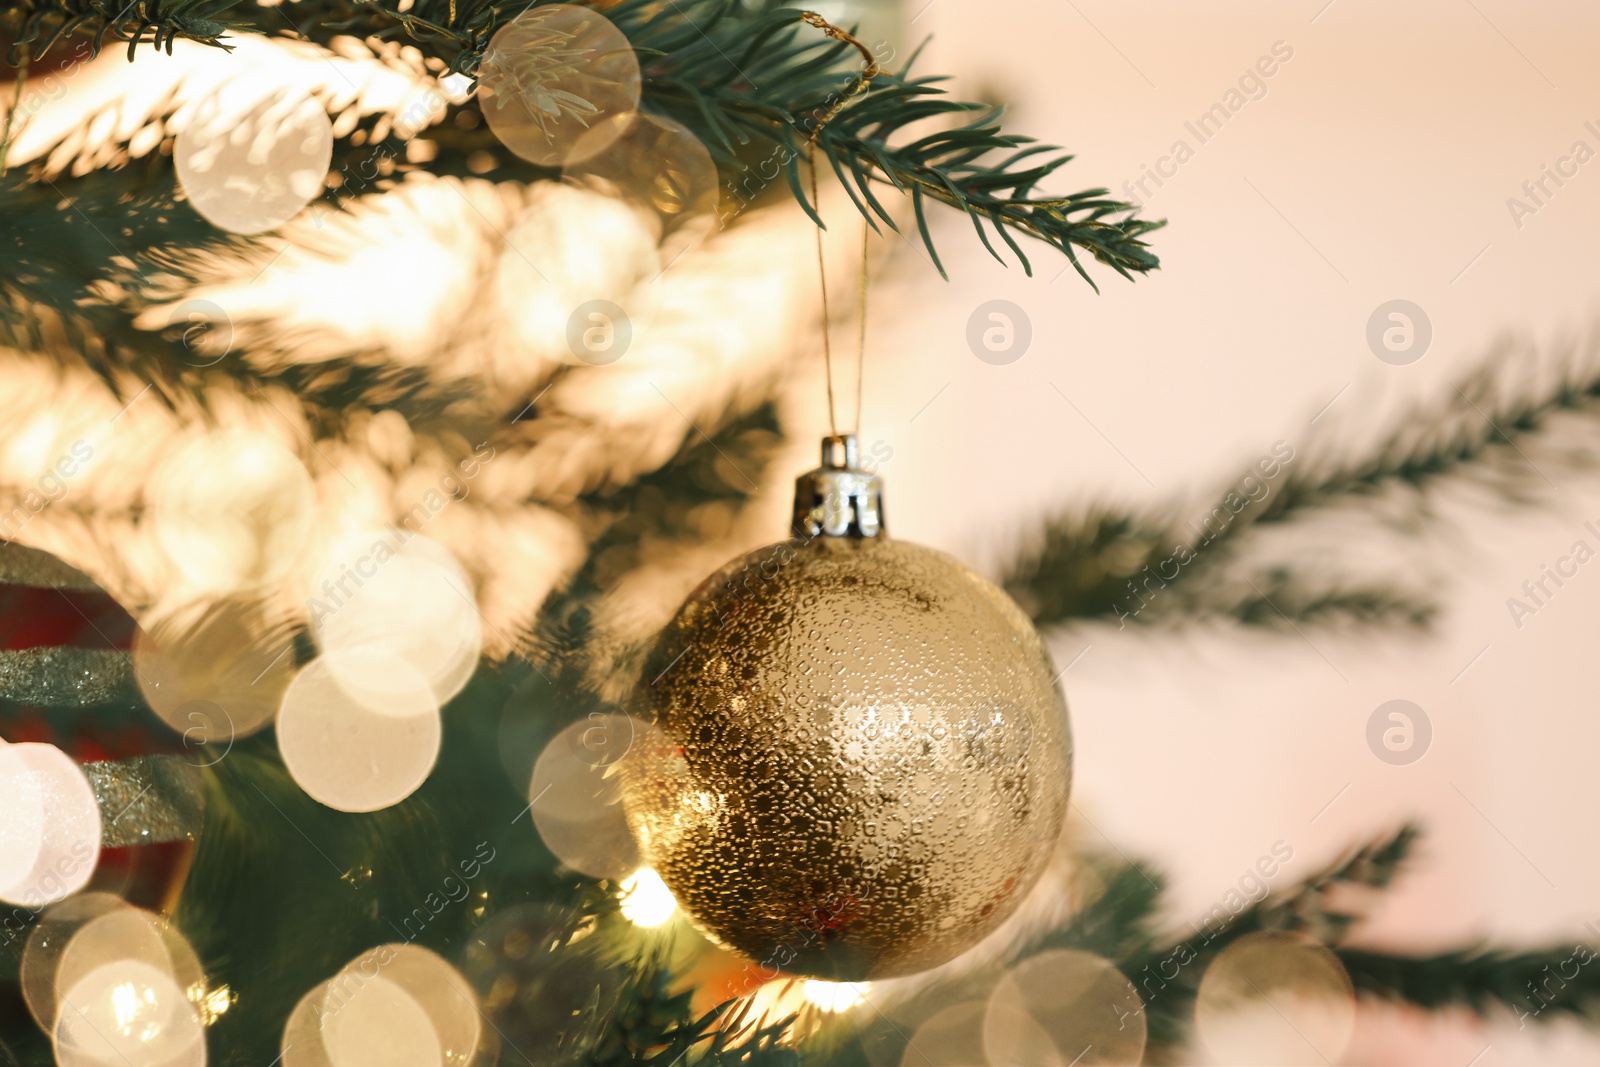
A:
[1341, 944, 1600, 1025]
[1004, 348, 1600, 632]
[4, 0, 244, 61]
[813, 824, 1596, 1065]
[4, 6, 1595, 1064]
[2, 0, 1162, 288]
[0, 130, 486, 415]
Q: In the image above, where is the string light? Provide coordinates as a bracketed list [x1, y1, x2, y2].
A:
[802, 980, 868, 1013]
[618, 868, 676, 927]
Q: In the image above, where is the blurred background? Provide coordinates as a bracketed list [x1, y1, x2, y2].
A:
[859, 1, 1600, 1063]
[1, 0, 1597, 1063]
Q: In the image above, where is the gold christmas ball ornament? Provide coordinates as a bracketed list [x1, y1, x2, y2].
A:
[624, 436, 1071, 979]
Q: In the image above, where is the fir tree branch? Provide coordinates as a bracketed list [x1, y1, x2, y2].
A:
[1252, 823, 1420, 945]
[1339, 944, 1600, 1025]
[1005, 342, 1600, 631]
[3, 0, 245, 61]
[4, 0, 1163, 285]
[999, 498, 1439, 632]
[0, 148, 241, 405]
[974, 826, 1422, 1062]
[0, 111, 497, 415]
[1014, 826, 1600, 1056]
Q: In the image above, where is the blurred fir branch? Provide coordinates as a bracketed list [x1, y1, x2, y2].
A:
[591, 945, 801, 1067]
[0, 149, 232, 405]
[945, 824, 1594, 1064]
[1004, 349, 1600, 632]
[1256, 823, 1419, 945]
[152, 652, 805, 1067]
[1340, 944, 1600, 1025]
[522, 404, 783, 677]
[1, 0, 1163, 286]
[822, 823, 1592, 1066]
[0, 138, 490, 417]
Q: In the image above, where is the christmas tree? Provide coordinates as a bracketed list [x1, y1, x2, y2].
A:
[0, 1, 1595, 1064]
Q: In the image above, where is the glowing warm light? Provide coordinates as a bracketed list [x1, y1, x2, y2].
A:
[311, 533, 481, 704]
[54, 960, 205, 1067]
[983, 949, 1147, 1067]
[0, 743, 44, 893]
[527, 715, 640, 879]
[20, 894, 129, 1031]
[281, 980, 335, 1067]
[193, 983, 234, 1025]
[438, 72, 474, 104]
[1194, 931, 1355, 1066]
[148, 429, 315, 594]
[175, 88, 334, 234]
[50, 905, 208, 1042]
[321, 974, 442, 1067]
[477, 5, 642, 167]
[134, 597, 297, 743]
[568, 111, 718, 264]
[111, 980, 149, 1032]
[496, 184, 661, 366]
[900, 1001, 989, 1067]
[0, 742, 101, 908]
[802, 980, 869, 1013]
[296, 944, 482, 1067]
[276, 652, 442, 812]
[619, 868, 676, 927]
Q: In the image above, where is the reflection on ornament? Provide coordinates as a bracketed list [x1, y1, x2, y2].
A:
[276, 651, 441, 812]
[27, 901, 214, 1047]
[149, 430, 316, 595]
[983, 949, 1145, 1066]
[477, 4, 642, 167]
[20, 892, 127, 1031]
[803, 979, 869, 1013]
[0, 741, 100, 908]
[1194, 931, 1355, 1066]
[568, 112, 718, 262]
[528, 714, 639, 878]
[457, 904, 623, 1064]
[133, 597, 298, 745]
[899, 1000, 990, 1067]
[496, 183, 660, 366]
[313, 944, 481, 1067]
[175, 88, 333, 234]
[54, 959, 206, 1067]
[52, 906, 207, 1029]
[310, 533, 481, 704]
[619, 866, 676, 927]
[194, 983, 235, 1026]
[624, 436, 1070, 979]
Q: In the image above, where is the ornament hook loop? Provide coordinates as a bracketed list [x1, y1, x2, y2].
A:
[793, 433, 884, 539]
[821, 433, 858, 470]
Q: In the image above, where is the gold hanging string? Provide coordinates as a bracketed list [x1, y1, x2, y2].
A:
[799, 11, 879, 443]
[854, 216, 868, 435]
[799, 12, 880, 137]
[806, 141, 839, 438]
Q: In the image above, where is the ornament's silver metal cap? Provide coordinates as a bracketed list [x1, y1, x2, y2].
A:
[792, 434, 885, 538]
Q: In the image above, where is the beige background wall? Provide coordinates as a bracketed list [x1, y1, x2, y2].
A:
[813, 1, 1600, 1062]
